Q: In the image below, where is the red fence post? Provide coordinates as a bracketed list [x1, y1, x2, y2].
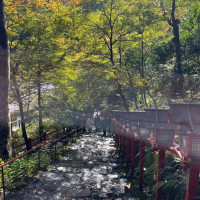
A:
[28, 138, 32, 149]
[185, 168, 199, 200]
[119, 126, 123, 152]
[139, 142, 145, 191]
[54, 143, 57, 162]
[1, 166, 5, 200]
[117, 123, 120, 145]
[131, 135, 136, 176]
[155, 149, 165, 200]
[38, 150, 41, 170]
[43, 133, 46, 142]
[122, 127, 126, 155]
[126, 130, 130, 166]
[115, 121, 119, 145]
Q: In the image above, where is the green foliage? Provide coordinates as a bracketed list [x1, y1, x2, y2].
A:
[153, 153, 186, 200]
[0, 128, 80, 192]
[4, 0, 200, 198]
[7, 0, 200, 114]
[130, 144, 186, 200]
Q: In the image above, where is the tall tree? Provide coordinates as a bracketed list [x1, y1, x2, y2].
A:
[7, 0, 67, 139]
[162, 0, 184, 96]
[10, 63, 31, 151]
[0, 0, 12, 159]
[83, 0, 139, 111]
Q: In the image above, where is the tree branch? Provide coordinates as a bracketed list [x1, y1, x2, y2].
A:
[112, 5, 130, 27]
[86, 17, 110, 39]
[112, 30, 135, 45]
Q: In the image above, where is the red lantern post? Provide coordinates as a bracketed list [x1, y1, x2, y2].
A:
[126, 125, 131, 166]
[139, 142, 145, 191]
[128, 112, 139, 175]
[145, 109, 175, 199]
[185, 167, 199, 200]
[119, 120, 123, 153]
[122, 124, 126, 155]
[155, 149, 165, 200]
[169, 103, 200, 200]
[115, 120, 120, 145]
[131, 134, 136, 176]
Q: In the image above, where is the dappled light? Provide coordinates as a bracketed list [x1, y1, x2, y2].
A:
[6, 132, 140, 199]
[0, 0, 200, 199]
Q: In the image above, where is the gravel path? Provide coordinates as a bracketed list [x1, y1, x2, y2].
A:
[6, 132, 139, 200]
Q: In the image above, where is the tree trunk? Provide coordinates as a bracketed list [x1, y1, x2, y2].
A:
[117, 83, 129, 112]
[147, 88, 157, 108]
[141, 31, 148, 108]
[143, 91, 148, 108]
[108, 1, 129, 112]
[126, 69, 138, 109]
[171, 0, 182, 75]
[0, 0, 12, 159]
[169, 0, 184, 96]
[141, 32, 144, 79]
[11, 63, 30, 151]
[14, 84, 30, 150]
[113, 36, 129, 111]
[19, 99, 30, 150]
[37, 71, 43, 138]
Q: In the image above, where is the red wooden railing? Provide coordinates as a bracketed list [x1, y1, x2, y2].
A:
[0, 127, 82, 200]
[13, 128, 69, 153]
[110, 113, 200, 200]
[2, 108, 200, 200]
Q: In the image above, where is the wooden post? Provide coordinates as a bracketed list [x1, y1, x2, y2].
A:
[115, 121, 119, 145]
[1, 167, 5, 200]
[139, 142, 145, 191]
[38, 150, 41, 170]
[119, 126, 123, 152]
[122, 127, 126, 155]
[185, 168, 199, 200]
[155, 149, 165, 200]
[131, 135, 136, 176]
[28, 138, 32, 149]
[43, 132, 46, 142]
[54, 143, 57, 162]
[126, 130, 130, 166]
